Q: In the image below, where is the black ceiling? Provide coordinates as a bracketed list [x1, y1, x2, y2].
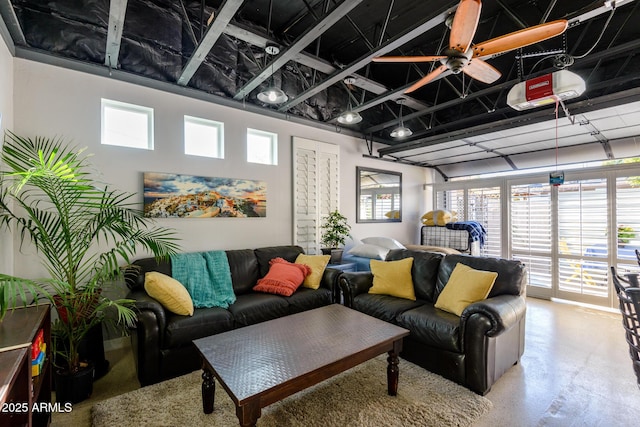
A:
[2, 0, 640, 174]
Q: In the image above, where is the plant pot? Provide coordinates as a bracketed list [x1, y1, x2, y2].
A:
[54, 362, 95, 404]
[321, 248, 344, 264]
[80, 323, 109, 380]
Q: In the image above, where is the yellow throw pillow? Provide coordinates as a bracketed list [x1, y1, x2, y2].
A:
[435, 263, 498, 316]
[368, 257, 416, 300]
[144, 271, 194, 316]
[421, 210, 455, 226]
[295, 254, 331, 290]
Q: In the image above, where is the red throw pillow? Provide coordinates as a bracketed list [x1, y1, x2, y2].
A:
[253, 257, 311, 296]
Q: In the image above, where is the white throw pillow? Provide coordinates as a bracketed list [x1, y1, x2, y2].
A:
[348, 243, 389, 260]
[361, 237, 406, 250]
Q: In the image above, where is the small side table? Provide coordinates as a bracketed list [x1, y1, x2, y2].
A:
[327, 262, 356, 272]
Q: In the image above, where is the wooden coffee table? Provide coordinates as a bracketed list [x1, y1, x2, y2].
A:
[193, 304, 410, 427]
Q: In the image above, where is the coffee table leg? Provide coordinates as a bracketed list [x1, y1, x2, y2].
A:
[202, 369, 215, 414]
[236, 399, 261, 427]
[387, 339, 403, 396]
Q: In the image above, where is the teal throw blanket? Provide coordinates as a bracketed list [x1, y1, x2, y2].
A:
[170, 251, 236, 309]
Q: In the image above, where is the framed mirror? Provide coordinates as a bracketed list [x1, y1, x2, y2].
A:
[356, 167, 402, 223]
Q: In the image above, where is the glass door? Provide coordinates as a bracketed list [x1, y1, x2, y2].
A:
[510, 182, 553, 299]
[556, 178, 609, 305]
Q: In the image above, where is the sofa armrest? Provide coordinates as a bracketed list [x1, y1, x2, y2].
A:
[339, 272, 374, 308]
[127, 290, 168, 339]
[321, 268, 342, 303]
[461, 294, 526, 337]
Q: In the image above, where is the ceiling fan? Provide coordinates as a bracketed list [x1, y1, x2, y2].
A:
[373, 0, 568, 93]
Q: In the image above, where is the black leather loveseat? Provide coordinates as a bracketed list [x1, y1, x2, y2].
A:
[339, 249, 526, 395]
[125, 245, 340, 386]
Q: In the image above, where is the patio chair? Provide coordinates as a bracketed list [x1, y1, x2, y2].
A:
[559, 240, 595, 286]
[610, 266, 640, 389]
[635, 248, 640, 267]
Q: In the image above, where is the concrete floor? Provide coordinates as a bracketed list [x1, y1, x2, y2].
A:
[52, 298, 640, 426]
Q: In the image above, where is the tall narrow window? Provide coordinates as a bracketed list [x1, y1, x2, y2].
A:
[101, 99, 153, 149]
[184, 115, 224, 158]
[247, 128, 277, 165]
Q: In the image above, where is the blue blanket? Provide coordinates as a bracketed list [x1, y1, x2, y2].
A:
[170, 251, 236, 309]
[446, 221, 487, 248]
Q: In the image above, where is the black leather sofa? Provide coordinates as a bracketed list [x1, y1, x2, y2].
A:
[125, 245, 340, 386]
[339, 249, 527, 395]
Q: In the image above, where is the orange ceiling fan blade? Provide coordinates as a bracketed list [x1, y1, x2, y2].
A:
[462, 58, 501, 84]
[405, 65, 450, 93]
[449, 0, 482, 53]
[372, 55, 446, 63]
[473, 19, 568, 59]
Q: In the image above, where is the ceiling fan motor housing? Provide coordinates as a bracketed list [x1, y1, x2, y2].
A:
[442, 48, 472, 73]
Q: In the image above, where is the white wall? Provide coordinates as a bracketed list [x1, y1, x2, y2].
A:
[0, 37, 14, 276]
[12, 58, 431, 278]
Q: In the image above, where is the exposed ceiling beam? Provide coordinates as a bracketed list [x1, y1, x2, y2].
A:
[223, 21, 427, 110]
[225, 21, 334, 73]
[365, 80, 515, 134]
[177, 0, 244, 86]
[276, 3, 459, 112]
[0, 0, 25, 45]
[104, 0, 128, 68]
[234, 0, 363, 100]
[379, 83, 640, 157]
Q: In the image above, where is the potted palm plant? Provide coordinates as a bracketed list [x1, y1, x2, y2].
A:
[0, 131, 179, 403]
[320, 210, 351, 264]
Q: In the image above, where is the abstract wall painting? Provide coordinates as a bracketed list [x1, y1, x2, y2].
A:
[143, 172, 266, 218]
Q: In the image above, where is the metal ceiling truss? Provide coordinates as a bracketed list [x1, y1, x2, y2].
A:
[275, 3, 458, 112]
[233, 0, 363, 100]
[177, 0, 245, 86]
[222, 19, 426, 110]
[104, 0, 128, 69]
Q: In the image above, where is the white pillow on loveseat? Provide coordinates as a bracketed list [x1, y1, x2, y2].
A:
[348, 243, 389, 260]
[361, 236, 406, 250]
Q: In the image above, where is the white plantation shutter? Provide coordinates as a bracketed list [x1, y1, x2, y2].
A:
[468, 186, 501, 257]
[318, 150, 340, 217]
[557, 178, 609, 299]
[436, 189, 465, 220]
[510, 182, 553, 295]
[293, 137, 340, 255]
[615, 175, 640, 277]
[294, 147, 318, 254]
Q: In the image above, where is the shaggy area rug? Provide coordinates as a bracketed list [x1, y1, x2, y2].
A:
[92, 356, 492, 427]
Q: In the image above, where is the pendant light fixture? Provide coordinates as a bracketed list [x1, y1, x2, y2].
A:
[337, 77, 363, 125]
[390, 98, 412, 138]
[257, 44, 288, 105]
